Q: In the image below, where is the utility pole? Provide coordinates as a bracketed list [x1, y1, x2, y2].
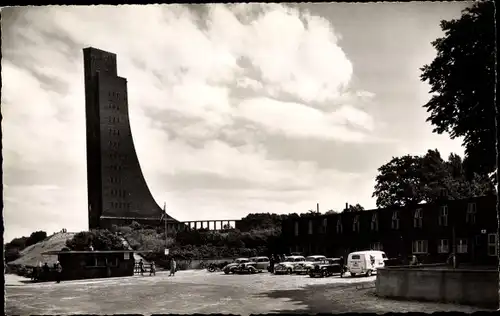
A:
[163, 202, 168, 256]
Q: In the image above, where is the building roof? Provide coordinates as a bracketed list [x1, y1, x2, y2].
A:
[41, 250, 154, 255]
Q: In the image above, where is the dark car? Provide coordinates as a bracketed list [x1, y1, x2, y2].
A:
[309, 258, 343, 278]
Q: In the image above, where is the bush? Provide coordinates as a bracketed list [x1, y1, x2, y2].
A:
[25, 231, 48, 247]
[5, 248, 21, 263]
[66, 229, 126, 251]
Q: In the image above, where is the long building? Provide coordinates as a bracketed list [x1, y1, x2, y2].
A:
[281, 195, 498, 264]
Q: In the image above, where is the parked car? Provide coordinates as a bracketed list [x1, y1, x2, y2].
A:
[347, 250, 388, 277]
[232, 256, 270, 274]
[273, 255, 306, 274]
[294, 255, 327, 275]
[250, 256, 271, 272]
[309, 258, 343, 278]
[223, 258, 250, 274]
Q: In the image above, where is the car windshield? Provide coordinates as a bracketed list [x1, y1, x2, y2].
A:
[351, 255, 361, 260]
[306, 256, 325, 261]
[235, 259, 249, 263]
[295, 258, 305, 262]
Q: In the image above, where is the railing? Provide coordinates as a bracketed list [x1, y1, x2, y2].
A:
[134, 263, 156, 274]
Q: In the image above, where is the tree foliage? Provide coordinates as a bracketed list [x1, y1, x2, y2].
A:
[343, 204, 365, 213]
[373, 149, 495, 208]
[420, 1, 496, 177]
[65, 229, 127, 251]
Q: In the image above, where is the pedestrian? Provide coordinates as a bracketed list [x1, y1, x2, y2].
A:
[269, 255, 275, 273]
[447, 253, 458, 269]
[169, 257, 177, 276]
[150, 261, 156, 276]
[55, 261, 62, 283]
[410, 255, 418, 266]
[139, 259, 145, 276]
[339, 256, 345, 278]
[42, 262, 50, 280]
[105, 260, 111, 277]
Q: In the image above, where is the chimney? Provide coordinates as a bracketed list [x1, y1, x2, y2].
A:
[345, 202, 349, 210]
[317, 203, 319, 213]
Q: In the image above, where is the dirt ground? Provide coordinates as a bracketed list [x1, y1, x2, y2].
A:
[5, 270, 493, 315]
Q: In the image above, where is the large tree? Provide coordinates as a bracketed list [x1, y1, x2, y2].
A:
[343, 204, 365, 213]
[373, 149, 495, 208]
[420, 1, 496, 177]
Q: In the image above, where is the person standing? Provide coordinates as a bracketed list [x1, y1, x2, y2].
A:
[339, 256, 345, 278]
[55, 261, 63, 283]
[269, 255, 275, 273]
[139, 259, 145, 276]
[150, 261, 156, 276]
[169, 257, 177, 276]
[410, 255, 418, 266]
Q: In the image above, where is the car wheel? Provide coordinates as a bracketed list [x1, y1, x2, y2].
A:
[366, 270, 372, 277]
[322, 270, 328, 278]
[287, 268, 292, 274]
[224, 270, 229, 275]
[351, 273, 356, 277]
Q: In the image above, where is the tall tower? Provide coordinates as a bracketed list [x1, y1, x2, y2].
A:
[83, 47, 176, 229]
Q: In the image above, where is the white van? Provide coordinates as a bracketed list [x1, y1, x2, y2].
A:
[347, 250, 388, 277]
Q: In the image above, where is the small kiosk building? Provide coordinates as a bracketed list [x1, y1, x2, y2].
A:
[41, 249, 152, 280]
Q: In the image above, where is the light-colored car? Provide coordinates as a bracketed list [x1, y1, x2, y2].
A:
[233, 256, 270, 274]
[294, 255, 327, 274]
[273, 256, 306, 275]
[223, 258, 250, 274]
[250, 256, 271, 272]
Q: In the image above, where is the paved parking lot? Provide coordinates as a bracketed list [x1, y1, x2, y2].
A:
[6, 270, 492, 315]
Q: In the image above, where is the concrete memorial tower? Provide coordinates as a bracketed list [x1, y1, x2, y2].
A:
[83, 47, 177, 229]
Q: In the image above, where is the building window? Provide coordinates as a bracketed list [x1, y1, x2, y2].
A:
[336, 217, 343, 234]
[308, 220, 313, 235]
[371, 242, 383, 251]
[488, 233, 497, 256]
[457, 239, 468, 254]
[414, 208, 423, 228]
[352, 215, 360, 232]
[438, 239, 449, 253]
[371, 213, 379, 231]
[466, 203, 477, 224]
[391, 211, 400, 229]
[438, 205, 448, 226]
[294, 222, 299, 236]
[321, 218, 327, 234]
[412, 240, 428, 254]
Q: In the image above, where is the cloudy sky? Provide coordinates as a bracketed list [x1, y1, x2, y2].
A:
[2, 3, 470, 241]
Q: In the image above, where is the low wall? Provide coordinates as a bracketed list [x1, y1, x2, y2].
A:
[376, 266, 498, 308]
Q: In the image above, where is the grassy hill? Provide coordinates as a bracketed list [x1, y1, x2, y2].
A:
[8, 232, 76, 268]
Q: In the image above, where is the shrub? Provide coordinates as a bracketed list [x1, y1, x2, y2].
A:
[25, 231, 48, 247]
[5, 248, 21, 263]
[66, 229, 126, 251]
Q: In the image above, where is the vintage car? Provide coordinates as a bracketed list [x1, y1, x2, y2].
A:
[294, 255, 327, 275]
[309, 258, 344, 278]
[273, 255, 306, 275]
[223, 258, 250, 274]
[233, 256, 270, 274]
[250, 256, 271, 272]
